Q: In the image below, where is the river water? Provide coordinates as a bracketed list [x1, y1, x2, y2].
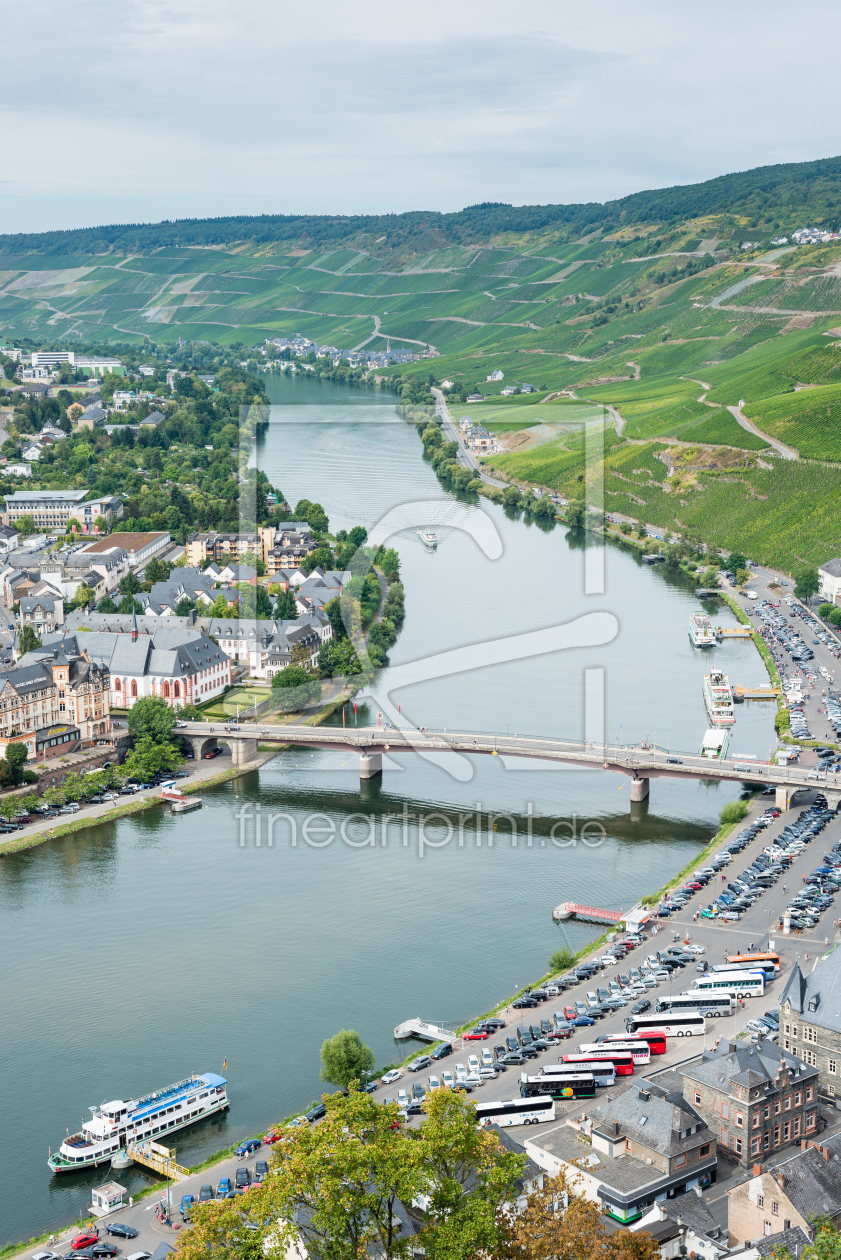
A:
[0, 373, 775, 1246]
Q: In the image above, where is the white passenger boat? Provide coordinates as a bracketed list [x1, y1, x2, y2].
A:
[689, 613, 716, 647]
[703, 670, 735, 726]
[419, 528, 438, 548]
[701, 728, 730, 759]
[48, 1072, 228, 1173]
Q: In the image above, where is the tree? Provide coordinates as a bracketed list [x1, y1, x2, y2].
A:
[274, 588, 297, 620]
[818, 602, 836, 620]
[720, 800, 749, 824]
[119, 572, 142, 597]
[145, 558, 174, 584]
[794, 567, 820, 601]
[417, 1088, 525, 1260]
[98, 596, 118, 613]
[6, 741, 28, 785]
[175, 597, 195, 617]
[124, 735, 181, 780]
[72, 583, 96, 610]
[270, 666, 321, 711]
[127, 695, 176, 742]
[320, 1029, 375, 1088]
[325, 596, 347, 640]
[565, 499, 585, 529]
[829, 608, 841, 627]
[727, 550, 747, 573]
[548, 946, 576, 973]
[502, 486, 522, 508]
[18, 625, 42, 656]
[14, 514, 35, 536]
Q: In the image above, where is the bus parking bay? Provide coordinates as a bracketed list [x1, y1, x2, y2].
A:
[409, 787, 840, 1128]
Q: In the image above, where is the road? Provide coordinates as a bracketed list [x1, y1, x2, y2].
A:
[727, 404, 798, 460]
[431, 388, 508, 490]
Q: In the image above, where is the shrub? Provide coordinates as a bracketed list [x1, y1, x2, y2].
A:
[719, 800, 749, 825]
[548, 946, 576, 973]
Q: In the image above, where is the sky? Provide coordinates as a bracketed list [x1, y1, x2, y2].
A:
[2, 0, 841, 235]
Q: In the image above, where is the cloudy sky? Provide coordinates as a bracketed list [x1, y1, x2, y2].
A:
[2, 0, 840, 234]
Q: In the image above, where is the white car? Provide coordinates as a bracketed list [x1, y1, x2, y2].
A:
[464, 1072, 484, 1087]
[684, 944, 706, 955]
[467, 1054, 481, 1073]
[454, 1063, 468, 1080]
[478, 1066, 497, 1079]
[481, 1048, 494, 1066]
[427, 1075, 441, 1091]
[397, 1088, 408, 1107]
[381, 1069, 402, 1085]
[441, 1070, 455, 1088]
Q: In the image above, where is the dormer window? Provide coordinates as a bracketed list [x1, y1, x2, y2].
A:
[808, 996, 820, 1012]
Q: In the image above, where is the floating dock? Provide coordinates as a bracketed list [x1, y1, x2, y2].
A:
[716, 626, 753, 639]
[733, 684, 781, 701]
[552, 902, 625, 924]
[393, 1018, 457, 1042]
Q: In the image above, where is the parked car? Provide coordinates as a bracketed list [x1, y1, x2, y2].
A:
[382, 1069, 402, 1085]
[72, 1236, 100, 1252]
[431, 1042, 453, 1060]
[104, 1225, 138, 1239]
[408, 1055, 431, 1071]
[235, 1138, 261, 1156]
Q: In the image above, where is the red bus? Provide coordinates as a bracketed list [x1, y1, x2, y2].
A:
[598, 1031, 667, 1056]
[561, 1052, 634, 1076]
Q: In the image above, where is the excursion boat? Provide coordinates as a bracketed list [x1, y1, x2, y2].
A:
[48, 1072, 228, 1173]
[419, 528, 438, 548]
[701, 728, 730, 759]
[689, 613, 716, 648]
[703, 670, 735, 726]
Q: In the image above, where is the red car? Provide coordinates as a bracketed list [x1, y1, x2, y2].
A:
[263, 1131, 281, 1144]
[463, 1028, 488, 1040]
[72, 1236, 100, 1251]
[563, 1006, 577, 1021]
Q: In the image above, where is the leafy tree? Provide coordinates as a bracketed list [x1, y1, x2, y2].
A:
[98, 596, 118, 613]
[118, 595, 143, 615]
[325, 596, 347, 640]
[829, 608, 841, 627]
[72, 583, 96, 610]
[502, 486, 522, 508]
[320, 1029, 375, 1088]
[548, 946, 576, 973]
[565, 499, 585, 529]
[378, 547, 400, 579]
[270, 666, 320, 710]
[119, 572, 142, 597]
[818, 602, 836, 620]
[417, 1087, 525, 1260]
[18, 625, 42, 656]
[145, 558, 174, 584]
[175, 597, 195, 617]
[720, 800, 749, 824]
[14, 514, 35, 536]
[794, 567, 820, 600]
[727, 550, 747, 573]
[6, 742, 28, 785]
[274, 588, 297, 620]
[124, 735, 181, 780]
[127, 695, 176, 742]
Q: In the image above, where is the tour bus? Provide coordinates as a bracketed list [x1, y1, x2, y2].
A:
[713, 959, 775, 980]
[726, 950, 780, 974]
[474, 1095, 555, 1128]
[692, 969, 765, 997]
[578, 1040, 651, 1066]
[520, 1072, 596, 1101]
[541, 1061, 616, 1088]
[656, 992, 735, 1018]
[562, 1052, 634, 1076]
[597, 1030, 667, 1056]
[625, 1012, 706, 1038]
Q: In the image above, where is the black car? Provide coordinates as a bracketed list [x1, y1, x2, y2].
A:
[431, 1042, 452, 1060]
[77, 1248, 118, 1259]
[105, 1225, 138, 1239]
[499, 1053, 526, 1066]
[512, 996, 538, 1008]
[199, 1185, 214, 1202]
[306, 1102, 327, 1123]
[405, 1099, 424, 1114]
[631, 999, 651, 1014]
[235, 1167, 250, 1188]
[412, 1082, 426, 1100]
[479, 1017, 506, 1030]
[255, 1160, 269, 1177]
[518, 1046, 539, 1059]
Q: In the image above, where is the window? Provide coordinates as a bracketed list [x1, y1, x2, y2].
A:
[794, 1091, 802, 1106]
[751, 1137, 761, 1155]
[675, 1154, 687, 1168]
[785, 1095, 791, 1111]
[753, 1113, 761, 1129]
[783, 1121, 790, 1141]
[807, 1087, 814, 1102]
[774, 1126, 781, 1145]
[764, 1104, 771, 1120]
[131, 681, 137, 697]
[763, 1132, 770, 1150]
[757, 1195, 764, 1209]
[722, 1103, 729, 1120]
[807, 1111, 816, 1130]
[805, 1050, 817, 1067]
[772, 1202, 779, 1215]
[765, 1223, 772, 1237]
[720, 1129, 728, 1146]
[794, 1116, 801, 1137]
[736, 1112, 744, 1128]
[163, 683, 170, 698]
[830, 1060, 838, 1076]
[792, 1026, 798, 1038]
[735, 1138, 743, 1155]
[712, 1099, 719, 1114]
[699, 1144, 710, 1157]
[774, 1099, 782, 1115]
[174, 682, 180, 698]
[115, 678, 121, 691]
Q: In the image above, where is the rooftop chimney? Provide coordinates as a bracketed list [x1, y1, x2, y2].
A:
[753, 1163, 762, 1177]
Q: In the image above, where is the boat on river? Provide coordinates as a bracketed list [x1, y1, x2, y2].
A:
[419, 528, 438, 548]
[703, 669, 735, 726]
[689, 613, 716, 648]
[48, 1073, 228, 1173]
[701, 728, 730, 759]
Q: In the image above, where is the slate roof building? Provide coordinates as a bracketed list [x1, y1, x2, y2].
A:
[681, 1039, 820, 1167]
[32, 617, 230, 709]
[727, 1134, 841, 1246]
[631, 1190, 728, 1260]
[779, 953, 841, 1106]
[0, 645, 111, 759]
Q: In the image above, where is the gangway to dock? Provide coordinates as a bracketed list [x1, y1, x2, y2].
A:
[126, 1139, 189, 1181]
[393, 1018, 457, 1042]
[552, 902, 625, 924]
[716, 626, 752, 639]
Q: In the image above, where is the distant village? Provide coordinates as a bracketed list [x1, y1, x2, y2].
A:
[261, 333, 439, 370]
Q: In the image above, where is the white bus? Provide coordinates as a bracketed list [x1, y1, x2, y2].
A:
[712, 959, 775, 980]
[692, 969, 765, 997]
[474, 1095, 556, 1128]
[578, 1040, 651, 1066]
[625, 1012, 706, 1038]
[540, 1061, 616, 1087]
[657, 992, 735, 1018]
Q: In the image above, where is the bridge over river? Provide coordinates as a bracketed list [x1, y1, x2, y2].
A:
[177, 723, 836, 811]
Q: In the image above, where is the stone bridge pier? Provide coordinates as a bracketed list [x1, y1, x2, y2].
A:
[629, 777, 649, 803]
[179, 733, 257, 766]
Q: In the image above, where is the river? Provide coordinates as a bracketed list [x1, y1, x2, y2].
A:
[0, 372, 775, 1246]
